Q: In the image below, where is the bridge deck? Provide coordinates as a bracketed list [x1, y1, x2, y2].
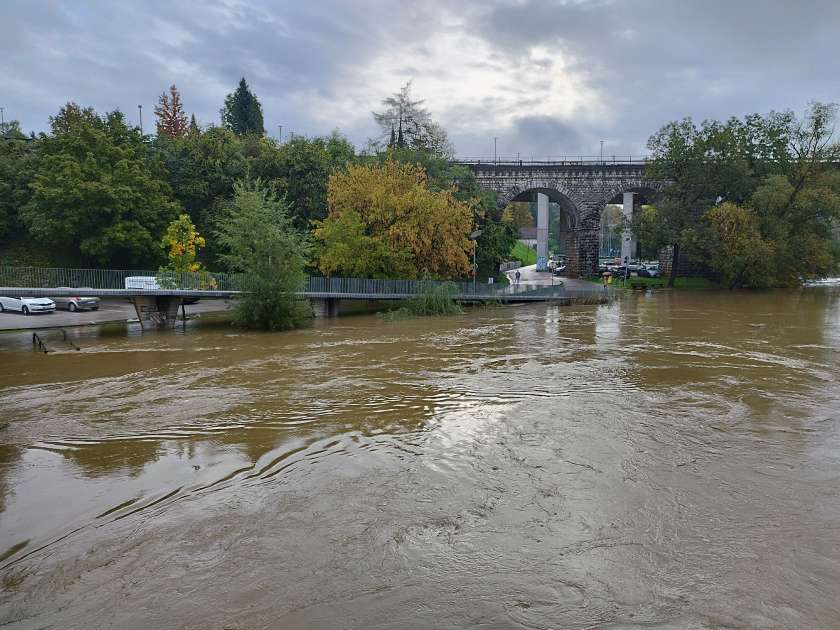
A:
[0, 286, 610, 302]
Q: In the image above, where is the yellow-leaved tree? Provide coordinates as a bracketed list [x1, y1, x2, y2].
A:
[314, 160, 473, 279]
[161, 213, 205, 272]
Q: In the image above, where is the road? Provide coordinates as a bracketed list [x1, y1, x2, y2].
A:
[0, 298, 233, 331]
[505, 264, 595, 290]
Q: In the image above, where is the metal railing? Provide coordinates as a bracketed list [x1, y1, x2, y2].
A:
[0, 266, 614, 301]
[454, 155, 650, 167]
[0, 267, 241, 291]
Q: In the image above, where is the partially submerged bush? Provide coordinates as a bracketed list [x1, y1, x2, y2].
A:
[385, 278, 463, 320]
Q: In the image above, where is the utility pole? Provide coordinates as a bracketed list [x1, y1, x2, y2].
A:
[494, 137, 498, 164]
[0, 107, 5, 126]
[599, 140, 604, 162]
[469, 230, 482, 293]
[138, 104, 143, 135]
[278, 125, 282, 143]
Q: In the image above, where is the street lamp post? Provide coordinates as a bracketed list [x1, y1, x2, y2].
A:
[494, 137, 498, 165]
[599, 140, 604, 162]
[470, 230, 482, 293]
[138, 104, 143, 135]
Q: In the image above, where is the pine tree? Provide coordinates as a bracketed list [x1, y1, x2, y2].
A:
[389, 126, 396, 148]
[188, 113, 200, 135]
[220, 77, 265, 136]
[154, 84, 188, 137]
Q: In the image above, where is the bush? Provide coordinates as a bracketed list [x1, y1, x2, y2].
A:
[384, 278, 463, 320]
[215, 179, 313, 331]
[234, 275, 312, 331]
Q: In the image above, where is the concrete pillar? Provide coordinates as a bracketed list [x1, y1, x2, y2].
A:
[536, 192, 549, 271]
[312, 297, 340, 318]
[621, 192, 636, 263]
[132, 296, 182, 330]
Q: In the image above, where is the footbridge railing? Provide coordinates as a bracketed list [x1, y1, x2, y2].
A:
[0, 266, 614, 301]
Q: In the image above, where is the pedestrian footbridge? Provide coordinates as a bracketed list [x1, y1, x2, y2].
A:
[0, 267, 613, 329]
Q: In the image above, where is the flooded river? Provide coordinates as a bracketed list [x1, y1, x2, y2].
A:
[1, 289, 839, 629]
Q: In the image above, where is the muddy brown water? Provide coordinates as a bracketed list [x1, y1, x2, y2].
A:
[1, 290, 839, 629]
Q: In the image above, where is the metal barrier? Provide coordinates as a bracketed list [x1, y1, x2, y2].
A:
[0, 266, 615, 301]
[0, 266, 240, 291]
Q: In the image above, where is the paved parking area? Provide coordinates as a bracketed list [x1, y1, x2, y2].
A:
[0, 298, 232, 331]
[505, 264, 594, 290]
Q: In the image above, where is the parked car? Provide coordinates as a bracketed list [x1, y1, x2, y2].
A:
[0, 296, 56, 315]
[637, 265, 660, 278]
[52, 289, 100, 312]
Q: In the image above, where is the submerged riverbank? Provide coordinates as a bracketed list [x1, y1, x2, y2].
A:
[1, 288, 839, 628]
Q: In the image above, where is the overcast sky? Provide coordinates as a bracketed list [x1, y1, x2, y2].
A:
[5, 0, 840, 157]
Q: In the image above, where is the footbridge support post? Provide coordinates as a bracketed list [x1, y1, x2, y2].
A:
[132, 296, 182, 330]
[312, 297, 340, 318]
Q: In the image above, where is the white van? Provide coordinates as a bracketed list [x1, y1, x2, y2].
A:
[124, 276, 160, 290]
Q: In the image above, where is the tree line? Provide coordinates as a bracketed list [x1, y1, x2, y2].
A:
[0, 79, 517, 297]
[639, 102, 840, 287]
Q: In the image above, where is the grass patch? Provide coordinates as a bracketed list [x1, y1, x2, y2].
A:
[511, 242, 537, 266]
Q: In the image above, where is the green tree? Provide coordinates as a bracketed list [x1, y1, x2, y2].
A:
[21, 103, 179, 267]
[644, 103, 840, 286]
[215, 179, 312, 330]
[188, 114, 200, 135]
[154, 126, 247, 248]
[221, 77, 265, 136]
[0, 121, 33, 240]
[249, 131, 355, 227]
[706, 202, 775, 288]
[474, 218, 517, 278]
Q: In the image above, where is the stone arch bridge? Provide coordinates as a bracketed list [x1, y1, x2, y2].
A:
[458, 159, 668, 277]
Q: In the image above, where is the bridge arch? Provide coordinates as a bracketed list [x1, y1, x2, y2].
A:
[497, 179, 587, 214]
[500, 182, 582, 267]
[462, 161, 670, 276]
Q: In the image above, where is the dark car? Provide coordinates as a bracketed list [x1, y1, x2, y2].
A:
[637, 265, 660, 278]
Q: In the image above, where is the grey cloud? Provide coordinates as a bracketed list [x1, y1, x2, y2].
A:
[451, 115, 584, 159]
[470, 0, 840, 153]
[4, 0, 840, 157]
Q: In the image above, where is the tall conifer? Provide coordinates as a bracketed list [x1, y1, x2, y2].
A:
[220, 78, 265, 135]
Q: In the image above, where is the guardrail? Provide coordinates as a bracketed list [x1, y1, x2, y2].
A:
[0, 267, 240, 291]
[454, 155, 650, 166]
[0, 266, 613, 301]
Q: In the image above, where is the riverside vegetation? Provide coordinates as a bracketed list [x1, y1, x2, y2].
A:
[2, 82, 839, 327]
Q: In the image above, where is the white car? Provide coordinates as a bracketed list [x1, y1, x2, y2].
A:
[0, 296, 56, 315]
